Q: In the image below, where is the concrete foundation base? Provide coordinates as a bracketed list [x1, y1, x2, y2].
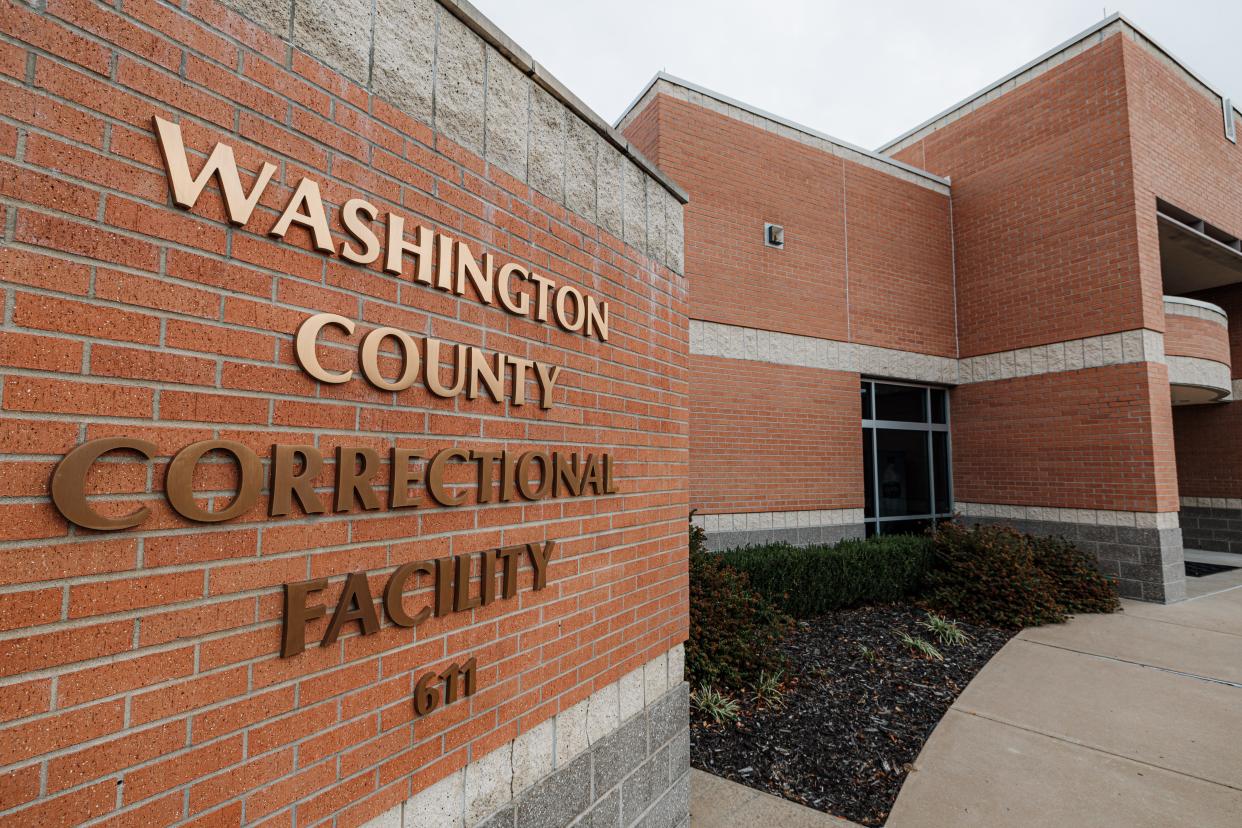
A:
[962, 515, 1186, 603]
[1180, 504, 1242, 555]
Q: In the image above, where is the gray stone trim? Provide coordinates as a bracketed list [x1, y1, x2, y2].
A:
[1164, 295, 1229, 326]
[693, 510, 866, 552]
[959, 513, 1186, 603]
[880, 14, 1241, 154]
[1180, 504, 1242, 555]
[693, 508, 864, 533]
[362, 653, 689, 828]
[1167, 356, 1233, 400]
[956, 502, 1179, 530]
[690, 319, 1166, 386]
[958, 330, 1165, 384]
[616, 73, 950, 194]
[217, 1, 688, 283]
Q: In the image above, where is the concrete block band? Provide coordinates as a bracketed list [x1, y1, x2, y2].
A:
[362, 654, 690, 828]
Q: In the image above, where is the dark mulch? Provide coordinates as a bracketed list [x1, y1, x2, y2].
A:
[690, 604, 1015, 826]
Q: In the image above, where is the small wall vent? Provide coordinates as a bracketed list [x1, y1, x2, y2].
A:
[1224, 97, 1237, 144]
[764, 223, 785, 249]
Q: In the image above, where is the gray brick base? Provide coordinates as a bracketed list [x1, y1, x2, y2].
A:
[1180, 505, 1242, 554]
[963, 516, 1185, 603]
[703, 523, 865, 552]
[482, 682, 690, 828]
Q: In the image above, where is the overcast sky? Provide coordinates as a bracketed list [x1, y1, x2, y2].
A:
[470, 1, 1242, 151]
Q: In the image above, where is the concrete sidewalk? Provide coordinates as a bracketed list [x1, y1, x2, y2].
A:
[887, 584, 1242, 827]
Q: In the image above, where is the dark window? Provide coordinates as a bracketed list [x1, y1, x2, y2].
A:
[874, 383, 926, 422]
[876, 429, 931, 517]
[930, 389, 947, 424]
[861, 382, 951, 536]
[863, 429, 875, 519]
[933, 431, 951, 514]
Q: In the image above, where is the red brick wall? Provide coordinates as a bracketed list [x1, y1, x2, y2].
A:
[1174, 402, 1242, 500]
[630, 95, 850, 342]
[623, 92, 953, 517]
[625, 94, 956, 354]
[1190, 286, 1242, 378]
[1121, 37, 1242, 503]
[844, 164, 956, 358]
[952, 363, 1179, 512]
[893, 35, 1146, 357]
[689, 356, 863, 514]
[1164, 314, 1232, 365]
[0, 2, 687, 826]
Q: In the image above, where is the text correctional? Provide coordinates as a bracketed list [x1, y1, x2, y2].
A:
[51, 438, 620, 532]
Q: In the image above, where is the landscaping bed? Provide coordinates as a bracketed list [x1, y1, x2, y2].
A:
[691, 603, 1015, 826]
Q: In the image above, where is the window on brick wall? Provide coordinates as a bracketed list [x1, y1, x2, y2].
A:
[861, 381, 952, 536]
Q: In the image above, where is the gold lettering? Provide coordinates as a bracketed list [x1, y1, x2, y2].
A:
[516, 451, 551, 500]
[384, 215, 433, 284]
[534, 362, 562, 410]
[295, 313, 355, 384]
[497, 262, 530, 315]
[269, 177, 335, 252]
[553, 285, 585, 332]
[427, 448, 470, 506]
[424, 339, 468, 398]
[167, 440, 262, 523]
[526, 540, 556, 590]
[153, 116, 275, 226]
[51, 437, 157, 531]
[270, 444, 325, 517]
[455, 241, 494, 304]
[529, 272, 555, 322]
[340, 198, 381, 264]
[467, 346, 506, 402]
[585, 295, 609, 341]
[553, 452, 586, 497]
[334, 447, 381, 512]
[360, 327, 421, 392]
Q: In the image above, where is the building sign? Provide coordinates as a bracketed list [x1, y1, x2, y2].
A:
[45, 116, 622, 701]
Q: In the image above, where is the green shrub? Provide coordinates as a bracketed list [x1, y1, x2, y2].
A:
[1030, 533, 1121, 614]
[687, 527, 791, 692]
[720, 534, 933, 618]
[922, 522, 1063, 628]
[921, 521, 1119, 628]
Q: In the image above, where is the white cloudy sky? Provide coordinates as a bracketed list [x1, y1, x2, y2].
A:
[470, 0, 1242, 150]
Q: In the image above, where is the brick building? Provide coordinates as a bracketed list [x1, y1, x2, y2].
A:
[619, 14, 1242, 606]
[1, 3, 1241, 828]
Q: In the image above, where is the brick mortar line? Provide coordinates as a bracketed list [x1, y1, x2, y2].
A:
[0, 633, 687, 821]
[0, 233, 690, 384]
[0, 601, 686, 780]
[0, 37, 679, 289]
[65, 652, 689, 828]
[0, 525, 689, 617]
[0, 365, 691, 438]
[0, 584, 684, 773]
[0, 4, 658, 241]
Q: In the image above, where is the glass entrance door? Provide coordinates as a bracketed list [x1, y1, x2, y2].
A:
[861, 380, 952, 536]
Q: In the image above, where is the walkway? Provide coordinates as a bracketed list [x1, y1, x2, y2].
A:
[887, 582, 1242, 827]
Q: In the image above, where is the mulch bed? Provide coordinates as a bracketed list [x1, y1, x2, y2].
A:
[690, 604, 1015, 826]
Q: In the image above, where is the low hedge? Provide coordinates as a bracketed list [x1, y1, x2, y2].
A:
[720, 534, 933, 618]
[687, 523, 791, 691]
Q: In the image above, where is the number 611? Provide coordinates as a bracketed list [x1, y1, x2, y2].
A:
[414, 657, 478, 717]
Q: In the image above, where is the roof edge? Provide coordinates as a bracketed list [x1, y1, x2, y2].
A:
[615, 72, 951, 192]
[877, 12, 1240, 154]
[438, 0, 688, 202]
